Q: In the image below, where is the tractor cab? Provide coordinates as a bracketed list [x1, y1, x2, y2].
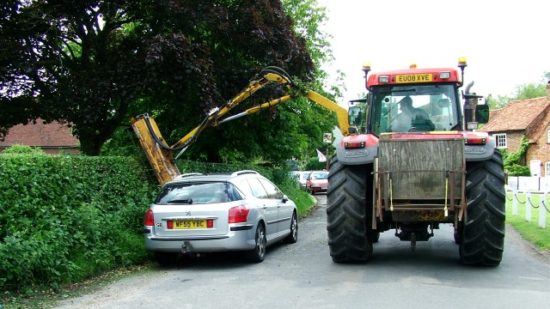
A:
[369, 83, 460, 134]
[359, 59, 488, 136]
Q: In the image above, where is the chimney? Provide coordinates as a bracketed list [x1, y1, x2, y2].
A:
[547, 81, 550, 97]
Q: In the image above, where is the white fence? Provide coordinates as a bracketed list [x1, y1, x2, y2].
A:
[507, 176, 550, 229]
[507, 176, 550, 192]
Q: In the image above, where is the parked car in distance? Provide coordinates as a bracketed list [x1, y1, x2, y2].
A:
[289, 171, 311, 189]
[306, 170, 329, 194]
[144, 170, 298, 265]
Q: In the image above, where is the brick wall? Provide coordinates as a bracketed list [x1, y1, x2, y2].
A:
[504, 131, 524, 153]
[527, 124, 550, 176]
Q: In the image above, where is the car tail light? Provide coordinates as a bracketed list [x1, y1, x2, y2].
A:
[228, 205, 250, 223]
[144, 209, 154, 226]
[344, 141, 365, 149]
[207, 219, 214, 228]
[167, 220, 173, 229]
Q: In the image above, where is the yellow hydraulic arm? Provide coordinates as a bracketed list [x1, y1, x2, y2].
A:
[131, 66, 350, 185]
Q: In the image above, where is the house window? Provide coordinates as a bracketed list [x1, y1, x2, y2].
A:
[494, 133, 507, 149]
[547, 129, 550, 144]
[546, 162, 550, 177]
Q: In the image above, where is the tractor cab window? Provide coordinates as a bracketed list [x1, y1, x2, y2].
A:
[370, 84, 459, 135]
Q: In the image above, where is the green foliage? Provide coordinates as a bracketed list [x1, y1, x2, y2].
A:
[1, 0, 315, 155]
[0, 155, 156, 292]
[1, 144, 45, 155]
[487, 79, 548, 109]
[513, 83, 548, 100]
[305, 156, 326, 171]
[282, 0, 332, 77]
[277, 179, 316, 217]
[486, 95, 510, 109]
[505, 164, 530, 176]
[501, 136, 530, 176]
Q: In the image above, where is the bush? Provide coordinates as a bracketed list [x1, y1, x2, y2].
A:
[0, 154, 156, 292]
[1, 144, 45, 155]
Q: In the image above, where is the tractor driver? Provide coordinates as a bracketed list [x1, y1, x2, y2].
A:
[391, 96, 434, 132]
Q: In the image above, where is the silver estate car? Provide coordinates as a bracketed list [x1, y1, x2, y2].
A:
[144, 170, 298, 264]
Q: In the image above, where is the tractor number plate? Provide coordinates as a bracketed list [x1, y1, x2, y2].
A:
[395, 74, 433, 83]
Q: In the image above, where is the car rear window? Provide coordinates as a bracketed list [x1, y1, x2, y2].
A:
[155, 181, 243, 205]
[311, 172, 328, 180]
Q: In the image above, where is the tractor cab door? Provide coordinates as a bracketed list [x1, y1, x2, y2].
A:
[348, 97, 369, 134]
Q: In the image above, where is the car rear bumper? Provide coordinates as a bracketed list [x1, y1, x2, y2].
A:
[309, 186, 327, 192]
[145, 227, 256, 253]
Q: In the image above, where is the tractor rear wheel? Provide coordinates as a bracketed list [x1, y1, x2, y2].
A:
[459, 151, 506, 266]
[327, 157, 373, 263]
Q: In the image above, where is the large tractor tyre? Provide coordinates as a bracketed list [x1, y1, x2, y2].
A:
[459, 151, 506, 266]
[327, 157, 374, 263]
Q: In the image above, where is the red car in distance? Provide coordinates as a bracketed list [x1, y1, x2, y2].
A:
[306, 171, 329, 194]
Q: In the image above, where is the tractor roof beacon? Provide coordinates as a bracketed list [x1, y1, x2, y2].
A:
[132, 58, 505, 267]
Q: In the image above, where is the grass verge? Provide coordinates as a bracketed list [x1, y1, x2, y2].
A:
[279, 180, 317, 218]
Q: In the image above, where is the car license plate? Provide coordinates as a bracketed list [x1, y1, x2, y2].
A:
[395, 74, 433, 83]
[172, 219, 207, 229]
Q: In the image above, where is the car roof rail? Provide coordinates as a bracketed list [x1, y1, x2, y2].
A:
[175, 172, 204, 179]
[231, 170, 259, 177]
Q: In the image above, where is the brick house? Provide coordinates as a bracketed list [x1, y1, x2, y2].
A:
[480, 83, 550, 176]
[0, 119, 80, 154]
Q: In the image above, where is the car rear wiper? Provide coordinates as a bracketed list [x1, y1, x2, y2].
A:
[167, 199, 193, 204]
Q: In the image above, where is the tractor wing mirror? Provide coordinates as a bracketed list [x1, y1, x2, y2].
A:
[475, 104, 489, 124]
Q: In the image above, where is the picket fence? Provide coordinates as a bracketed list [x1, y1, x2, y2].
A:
[507, 176, 550, 229]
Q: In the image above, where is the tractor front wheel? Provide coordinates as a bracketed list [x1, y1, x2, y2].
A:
[326, 157, 374, 263]
[459, 151, 506, 266]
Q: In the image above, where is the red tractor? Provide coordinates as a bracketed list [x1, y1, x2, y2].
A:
[327, 58, 505, 266]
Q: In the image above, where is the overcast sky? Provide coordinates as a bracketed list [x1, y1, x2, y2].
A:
[317, 0, 550, 103]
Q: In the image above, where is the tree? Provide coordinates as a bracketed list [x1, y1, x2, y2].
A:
[486, 79, 548, 110]
[2, 0, 329, 158]
[1, 1, 158, 154]
[103, 0, 338, 166]
[513, 83, 547, 100]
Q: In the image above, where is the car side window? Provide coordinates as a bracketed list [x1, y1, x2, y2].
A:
[233, 178, 254, 197]
[258, 177, 284, 199]
[246, 177, 269, 199]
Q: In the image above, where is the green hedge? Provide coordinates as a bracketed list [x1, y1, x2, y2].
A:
[0, 154, 156, 292]
[0, 155, 315, 294]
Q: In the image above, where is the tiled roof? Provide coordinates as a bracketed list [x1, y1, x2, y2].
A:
[0, 119, 79, 148]
[481, 96, 550, 133]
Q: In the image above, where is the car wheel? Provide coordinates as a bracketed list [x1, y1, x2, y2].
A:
[247, 223, 267, 263]
[284, 212, 298, 244]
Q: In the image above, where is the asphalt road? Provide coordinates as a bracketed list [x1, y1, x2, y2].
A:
[56, 195, 550, 308]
